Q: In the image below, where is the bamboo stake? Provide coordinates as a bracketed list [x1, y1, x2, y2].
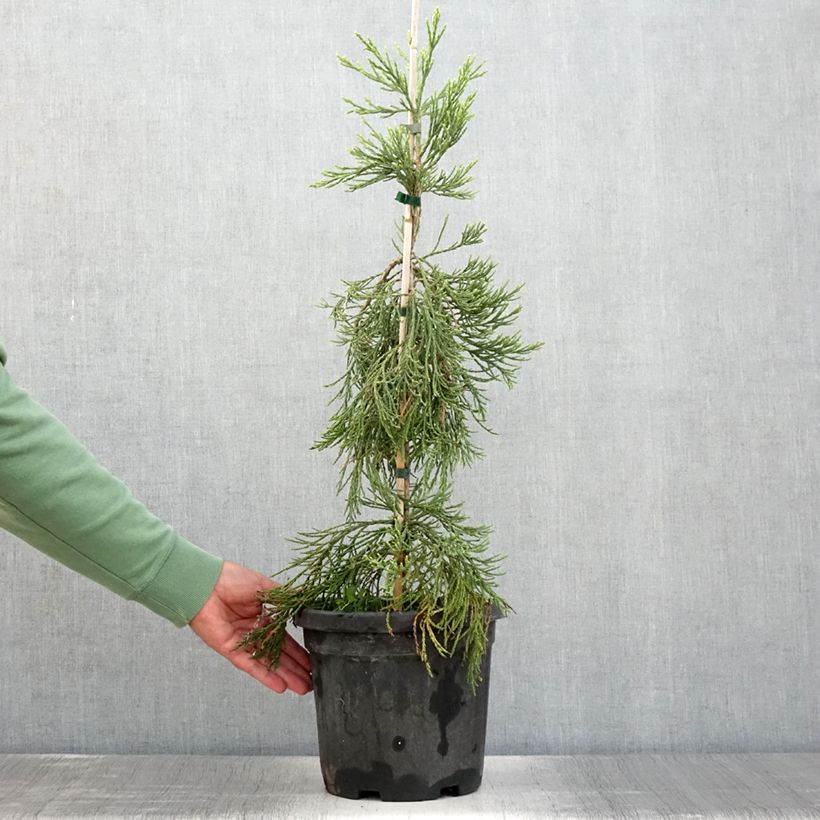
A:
[394, 0, 422, 601]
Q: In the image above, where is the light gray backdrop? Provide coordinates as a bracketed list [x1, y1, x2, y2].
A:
[0, 0, 817, 755]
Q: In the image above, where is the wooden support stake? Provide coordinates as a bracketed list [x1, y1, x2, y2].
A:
[394, 0, 422, 601]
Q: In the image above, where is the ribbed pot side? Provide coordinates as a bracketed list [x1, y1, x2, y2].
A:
[293, 608, 501, 802]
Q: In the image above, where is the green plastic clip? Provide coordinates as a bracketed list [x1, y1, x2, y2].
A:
[398, 306, 408, 316]
[394, 467, 410, 479]
[399, 122, 421, 134]
[395, 191, 421, 207]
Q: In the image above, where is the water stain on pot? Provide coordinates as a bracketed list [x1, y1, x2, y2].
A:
[428, 664, 464, 757]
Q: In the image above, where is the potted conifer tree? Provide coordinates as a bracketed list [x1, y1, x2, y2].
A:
[240, 1, 542, 802]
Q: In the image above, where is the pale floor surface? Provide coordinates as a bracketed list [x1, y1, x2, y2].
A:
[0, 753, 818, 819]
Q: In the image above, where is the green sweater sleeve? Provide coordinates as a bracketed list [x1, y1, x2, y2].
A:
[0, 342, 224, 626]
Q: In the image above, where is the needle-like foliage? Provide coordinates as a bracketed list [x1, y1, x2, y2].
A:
[239, 7, 543, 692]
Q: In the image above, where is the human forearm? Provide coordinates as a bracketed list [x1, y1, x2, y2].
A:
[0, 343, 223, 625]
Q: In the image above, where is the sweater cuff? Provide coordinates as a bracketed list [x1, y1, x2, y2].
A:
[133, 536, 224, 627]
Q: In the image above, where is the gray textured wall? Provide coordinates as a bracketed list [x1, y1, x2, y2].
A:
[0, 0, 817, 755]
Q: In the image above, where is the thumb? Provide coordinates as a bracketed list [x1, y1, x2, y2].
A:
[251, 570, 280, 593]
[221, 560, 279, 594]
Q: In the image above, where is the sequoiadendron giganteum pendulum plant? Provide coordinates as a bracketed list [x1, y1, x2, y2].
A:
[239, 2, 542, 801]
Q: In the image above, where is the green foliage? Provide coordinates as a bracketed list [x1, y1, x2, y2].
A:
[311, 7, 483, 200]
[241, 478, 511, 690]
[313, 253, 541, 520]
[239, 7, 543, 693]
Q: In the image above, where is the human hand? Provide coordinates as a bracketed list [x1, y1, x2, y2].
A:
[189, 560, 313, 695]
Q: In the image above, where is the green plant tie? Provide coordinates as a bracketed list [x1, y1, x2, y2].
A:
[395, 191, 421, 207]
[398, 306, 408, 316]
[394, 467, 410, 478]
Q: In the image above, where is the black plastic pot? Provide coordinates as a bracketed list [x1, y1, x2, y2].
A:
[293, 607, 502, 802]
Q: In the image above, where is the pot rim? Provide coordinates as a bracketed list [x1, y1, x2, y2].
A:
[293, 604, 506, 634]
